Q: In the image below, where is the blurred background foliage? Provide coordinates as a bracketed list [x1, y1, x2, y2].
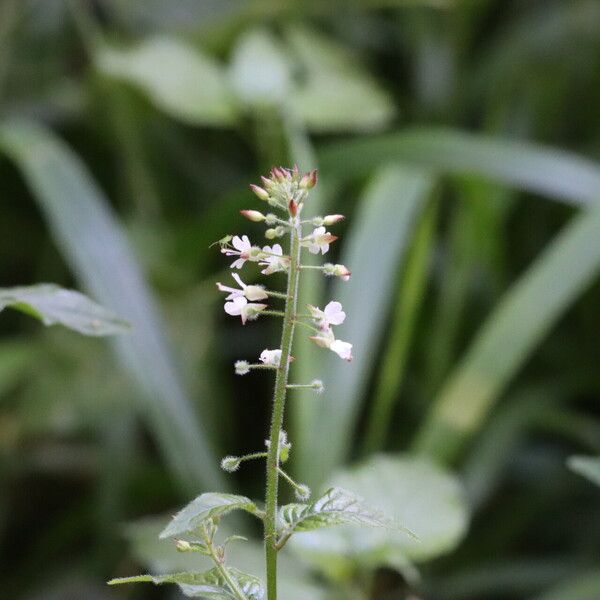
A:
[1, 0, 599, 598]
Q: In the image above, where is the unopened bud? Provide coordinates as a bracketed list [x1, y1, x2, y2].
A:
[288, 198, 298, 216]
[265, 228, 278, 239]
[294, 484, 311, 501]
[221, 455, 242, 472]
[234, 360, 250, 375]
[249, 184, 270, 201]
[176, 540, 193, 552]
[300, 169, 318, 190]
[240, 209, 265, 222]
[333, 264, 351, 281]
[271, 167, 287, 181]
[323, 214, 345, 226]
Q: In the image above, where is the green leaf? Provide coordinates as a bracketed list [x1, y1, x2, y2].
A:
[160, 493, 258, 539]
[415, 207, 600, 461]
[109, 567, 265, 600]
[228, 28, 292, 108]
[0, 119, 225, 492]
[286, 25, 396, 132]
[96, 36, 238, 126]
[278, 487, 411, 541]
[295, 166, 433, 488]
[0, 284, 129, 336]
[290, 455, 469, 567]
[567, 456, 600, 487]
[317, 128, 600, 206]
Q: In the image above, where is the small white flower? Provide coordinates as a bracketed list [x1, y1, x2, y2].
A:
[259, 349, 282, 367]
[330, 339, 353, 361]
[260, 244, 290, 275]
[221, 235, 251, 269]
[217, 273, 268, 301]
[303, 226, 337, 255]
[224, 296, 267, 325]
[308, 301, 346, 331]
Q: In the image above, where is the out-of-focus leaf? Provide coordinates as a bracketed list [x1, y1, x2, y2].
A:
[110, 567, 265, 600]
[228, 28, 291, 108]
[290, 455, 469, 570]
[567, 456, 600, 487]
[123, 519, 329, 600]
[529, 570, 600, 600]
[415, 207, 600, 461]
[318, 128, 600, 206]
[0, 284, 129, 336]
[0, 340, 35, 398]
[160, 494, 259, 539]
[278, 487, 409, 541]
[286, 25, 396, 132]
[96, 36, 238, 126]
[0, 119, 225, 491]
[296, 166, 433, 488]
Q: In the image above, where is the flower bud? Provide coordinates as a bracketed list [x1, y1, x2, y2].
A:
[240, 209, 265, 222]
[234, 360, 250, 375]
[249, 184, 269, 201]
[244, 285, 268, 301]
[294, 484, 311, 501]
[221, 455, 242, 472]
[265, 228, 278, 239]
[265, 213, 278, 225]
[323, 214, 345, 226]
[288, 198, 298, 216]
[300, 169, 318, 190]
[176, 540, 193, 552]
[333, 264, 351, 281]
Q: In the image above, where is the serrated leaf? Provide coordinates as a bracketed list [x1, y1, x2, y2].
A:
[96, 36, 238, 126]
[109, 567, 264, 600]
[160, 493, 258, 539]
[0, 284, 129, 336]
[568, 456, 600, 487]
[277, 487, 410, 542]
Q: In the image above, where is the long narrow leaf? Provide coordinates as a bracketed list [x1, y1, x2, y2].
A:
[297, 166, 433, 488]
[317, 128, 600, 206]
[414, 206, 600, 461]
[0, 119, 224, 491]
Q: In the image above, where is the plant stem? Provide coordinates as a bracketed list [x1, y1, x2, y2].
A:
[264, 222, 302, 600]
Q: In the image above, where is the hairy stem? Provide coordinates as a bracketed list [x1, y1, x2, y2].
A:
[264, 222, 302, 600]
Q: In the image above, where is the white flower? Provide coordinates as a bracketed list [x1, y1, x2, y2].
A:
[330, 340, 353, 361]
[308, 301, 346, 331]
[224, 296, 267, 325]
[259, 349, 282, 367]
[303, 226, 337, 255]
[221, 235, 261, 269]
[260, 244, 290, 275]
[217, 273, 268, 301]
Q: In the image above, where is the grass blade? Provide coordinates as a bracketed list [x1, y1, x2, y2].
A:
[318, 128, 600, 206]
[0, 118, 224, 491]
[414, 206, 600, 462]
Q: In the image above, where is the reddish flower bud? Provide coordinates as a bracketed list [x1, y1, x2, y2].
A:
[240, 209, 265, 222]
[289, 198, 298, 216]
[249, 184, 269, 201]
[300, 169, 318, 189]
[323, 214, 345, 225]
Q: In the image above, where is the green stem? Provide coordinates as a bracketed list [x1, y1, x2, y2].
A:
[201, 526, 248, 600]
[264, 223, 302, 600]
[266, 290, 289, 299]
[263, 310, 285, 318]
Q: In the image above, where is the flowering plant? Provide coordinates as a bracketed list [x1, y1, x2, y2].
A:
[109, 167, 409, 600]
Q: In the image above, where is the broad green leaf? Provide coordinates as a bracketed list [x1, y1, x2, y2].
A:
[228, 28, 291, 107]
[0, 119, 225, 492]
[290, 455, 468, 567]
[160, 493, 258, 539]
[295, 166, 433, 488]
[415, 207, 600, 461]
[529, 570, 600, 600]
[278, 487, 408, 542]
[286, 25, 396, 132]
[109, 567, 264, 600]
[567, 456, 600, 487]
[317, 128, 600, 206]
[0, 284, 129, 336]
[96, 36, 238, 126]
